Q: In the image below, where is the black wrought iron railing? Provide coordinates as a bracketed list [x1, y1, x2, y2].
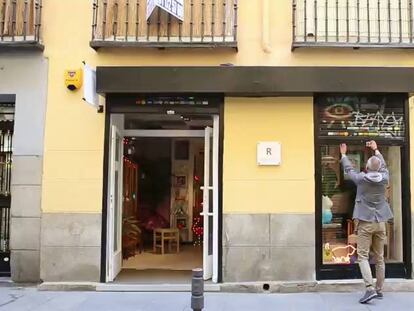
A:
[0, 200, 10, 276]
[90, 0, 238, 49]
[0, 103, 13, 277]
[293, 0, 414, 48]
[0, 0, 42, 47]
[0, 204, 10, 253]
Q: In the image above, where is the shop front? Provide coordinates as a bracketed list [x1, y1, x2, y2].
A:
[101, 94, 223, 284]
[315, 94, 411, 280]
[92, 66, 414, 285]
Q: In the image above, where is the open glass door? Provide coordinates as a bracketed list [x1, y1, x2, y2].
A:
[106, 124, 123, 282]
[202, 116, 219, 282]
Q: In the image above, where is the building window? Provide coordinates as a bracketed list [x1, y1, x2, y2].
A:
[293, 0, 414, 48]
[315, 94, 409, 278]
[90, 0, 237, 49]
[0, 0, 42, 45]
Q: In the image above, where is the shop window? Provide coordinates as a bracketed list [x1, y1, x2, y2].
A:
[316, 94, 407, 270]
[321, 145, 403, 265]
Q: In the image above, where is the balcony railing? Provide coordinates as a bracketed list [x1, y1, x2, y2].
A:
[0, 0, 42, 50]
[293, 0, 414, 49]
[90, 0, 238, 49]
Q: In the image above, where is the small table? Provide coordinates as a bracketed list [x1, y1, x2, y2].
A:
[153, 228, 180, 255]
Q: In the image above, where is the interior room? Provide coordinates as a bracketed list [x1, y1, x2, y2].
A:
[116, 112, 212, 283]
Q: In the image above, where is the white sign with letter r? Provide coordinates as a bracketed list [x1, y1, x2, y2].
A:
[257, 142, 282, 166]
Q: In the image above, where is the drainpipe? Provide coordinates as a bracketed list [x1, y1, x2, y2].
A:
[262, 0, 272, 53]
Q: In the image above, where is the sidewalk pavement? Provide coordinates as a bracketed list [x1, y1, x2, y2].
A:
[0, 287, 414, 311]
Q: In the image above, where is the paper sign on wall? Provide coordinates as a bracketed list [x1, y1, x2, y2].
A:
[147, 0, 184, 21]
[257, 142, 281, 166]
[83, 64, 99, 109]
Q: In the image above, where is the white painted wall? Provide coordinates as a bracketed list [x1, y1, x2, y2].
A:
[0, 53, 48, 156]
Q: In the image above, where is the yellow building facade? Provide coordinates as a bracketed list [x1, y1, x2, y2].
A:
[4, 0, 414, 284]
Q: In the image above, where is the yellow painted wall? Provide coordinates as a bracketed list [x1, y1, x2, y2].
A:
[41, 0, 414, 214]
[223, 97, 314, 214]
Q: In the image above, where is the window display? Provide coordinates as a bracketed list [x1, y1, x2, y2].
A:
[321, 145, 403, 265]
[317, 95, 406, 268]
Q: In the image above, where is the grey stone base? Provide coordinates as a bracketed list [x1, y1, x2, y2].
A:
[11, 185, 41, 218]
[221, 279, 414, 293]
[40, 213, 102, 282]
[36, 279, 414, 293]
[10, 250, 40, 283]
[12, 156, 42, 185]
[38, 282, 98, 291]
[10, 219, 41, 283]
[10, 156, 43, 283]
[39, 282, 222, 292]
[10, 217, 40, 250]
[223, 214, 315, 282]
[40, 246, 101, 282]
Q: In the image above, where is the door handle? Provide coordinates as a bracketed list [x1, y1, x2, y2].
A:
[200, 186, 213, 190]
[200, 212, 214, 216]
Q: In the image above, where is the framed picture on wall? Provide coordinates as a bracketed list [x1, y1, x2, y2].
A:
[175, 175, 187, 188]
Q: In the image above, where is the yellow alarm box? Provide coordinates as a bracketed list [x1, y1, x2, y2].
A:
[64, 69, 83, 91]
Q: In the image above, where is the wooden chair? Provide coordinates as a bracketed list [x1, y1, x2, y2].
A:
[153, 228, 180, 255]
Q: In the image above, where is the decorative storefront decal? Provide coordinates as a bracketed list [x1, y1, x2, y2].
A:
[147, 0, 184, 21]
[324, 243, 357, 264]
[319, 96, 405, 139]
[136, 96, 209, 106]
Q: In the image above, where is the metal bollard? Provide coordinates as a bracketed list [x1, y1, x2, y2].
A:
[191, 268, 204, 311]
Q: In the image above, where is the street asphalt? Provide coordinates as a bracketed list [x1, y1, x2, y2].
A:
[1, 287, 414, 310]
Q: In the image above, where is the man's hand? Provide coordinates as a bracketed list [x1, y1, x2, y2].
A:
[366, 140, 378, 151]
[340, 143, 347, 155]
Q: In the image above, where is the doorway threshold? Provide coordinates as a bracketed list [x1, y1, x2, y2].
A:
[96, 269, 221, 292]
[115, 269, 193, 284]
[96, 282, 220, 292]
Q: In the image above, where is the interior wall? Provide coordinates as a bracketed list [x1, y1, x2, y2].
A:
[170, 138, 204, 242]
[134, 138, 172, 235]
[171, 139, 192, 242]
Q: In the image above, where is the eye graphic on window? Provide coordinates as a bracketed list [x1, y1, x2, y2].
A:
[324, 104, 354, 120]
